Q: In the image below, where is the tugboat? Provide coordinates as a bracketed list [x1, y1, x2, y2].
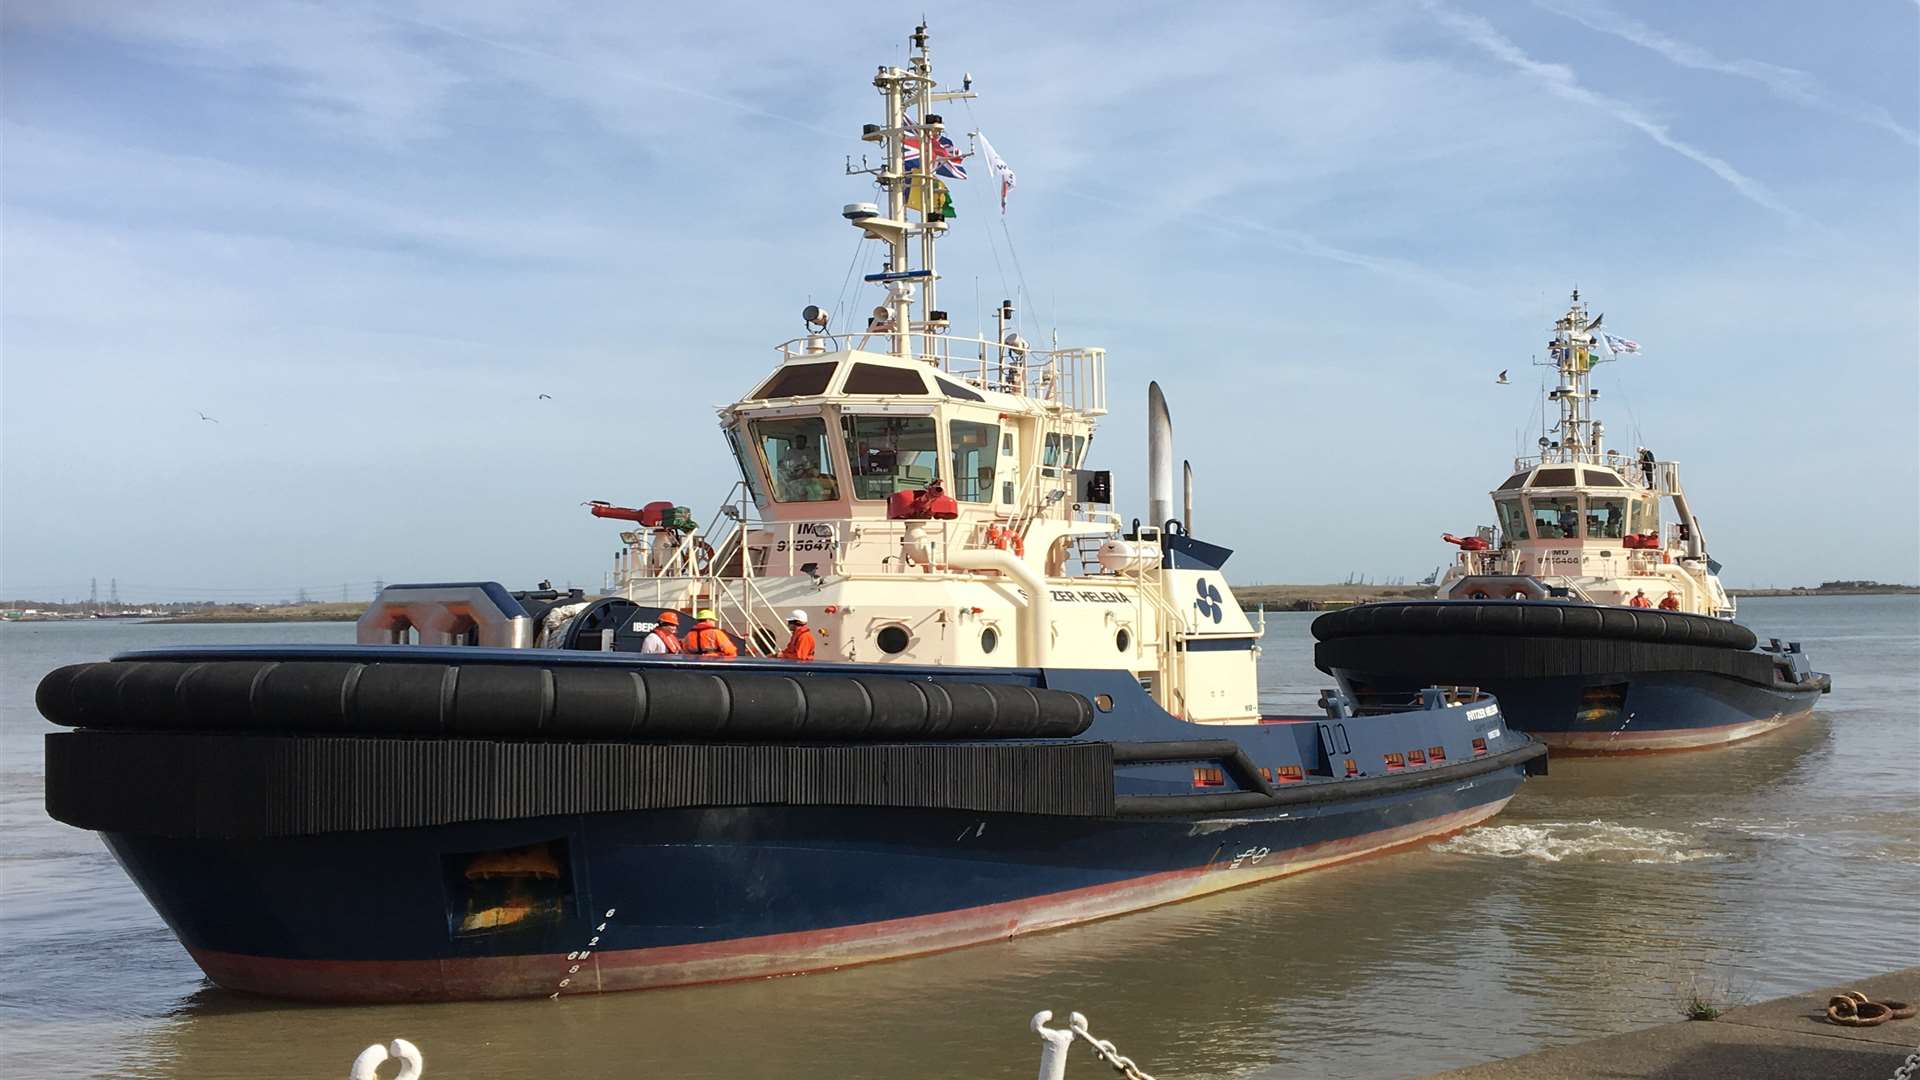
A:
[39, 26, 1543, 1003]
[1313, 292, 1829, 754]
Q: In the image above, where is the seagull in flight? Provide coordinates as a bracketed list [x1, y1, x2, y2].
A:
[538, 393, 553, 400]
[1496, 370, 1510, 385]
[196, 410, 219, 423]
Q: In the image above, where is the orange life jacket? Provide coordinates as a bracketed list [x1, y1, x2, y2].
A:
[1658, 596, 1680, 610]
[778, 626, 816, 661]
[1629, 595, 1652, 608]
[684, 621, 738, 658]
[651, 626, 685, 653]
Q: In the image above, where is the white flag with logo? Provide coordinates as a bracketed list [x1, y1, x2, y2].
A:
[1600, 332, 1642, 355]
[973, 130, 1017, 214]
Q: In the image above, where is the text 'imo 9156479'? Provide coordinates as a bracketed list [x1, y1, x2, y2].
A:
[38, 25, 1544, 1003]
[1313, 291, 1830, 754]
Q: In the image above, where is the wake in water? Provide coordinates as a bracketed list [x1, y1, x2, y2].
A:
[1433, 820, 1730, 864]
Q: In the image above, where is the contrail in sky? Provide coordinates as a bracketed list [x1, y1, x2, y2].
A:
[1535, 0, 1918, 147]
[1423, 2, 1807, 226]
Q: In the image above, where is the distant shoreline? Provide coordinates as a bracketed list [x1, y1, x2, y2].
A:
[143, 611, 361, 624]
[1229, 582, 1918, 612]
[1727, 585, 1919, 598]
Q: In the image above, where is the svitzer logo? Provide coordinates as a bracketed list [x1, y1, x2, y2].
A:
[1465, 705, 1499, 721]
[1194, 579, 1224, 624]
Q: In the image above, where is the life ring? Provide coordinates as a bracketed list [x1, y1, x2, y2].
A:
[683, 539, 715, 575]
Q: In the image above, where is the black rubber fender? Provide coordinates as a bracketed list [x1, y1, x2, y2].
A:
[37, 659, 1094, 742]
[1311, 600, 1757, 652]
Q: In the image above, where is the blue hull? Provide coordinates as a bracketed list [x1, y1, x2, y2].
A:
[44, 648, 1542, 1001]
[1312, 601, 1829, 753]
[103, 777, 1521, 1001]
[1328, 666, 1823, 753]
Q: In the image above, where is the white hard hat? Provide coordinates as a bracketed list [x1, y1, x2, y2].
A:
[787, 609, 809, 623]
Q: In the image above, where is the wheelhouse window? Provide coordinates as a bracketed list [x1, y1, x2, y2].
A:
[751, 362, 836, 400]
[1533, 467, 1578, 487]
[842, 414, 939, 499]
[1529, 496, 1582, 540]
[1494, 498, 1525, 544]
[1629, 497, 1661, 536]
[935, 376, 984, 402]
[842, 363, 929, 395]
[726, 427, 769, 509]
[1041, 432, 1089, 477]
[753, 416, 840, 502]
[1586, 496, 1627, 539]
[950, 419, 1000, 503]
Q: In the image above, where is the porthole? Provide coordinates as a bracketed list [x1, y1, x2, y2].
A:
[980, 626, 999, 654]
[875, 625, 911, 655]
[1093, 694, 1114, 712]
[1115, 628, 1132, 652]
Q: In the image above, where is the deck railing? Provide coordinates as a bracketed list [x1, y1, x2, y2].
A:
[774, 333, 1107, 415]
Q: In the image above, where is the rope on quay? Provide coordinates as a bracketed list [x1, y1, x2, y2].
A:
[1032, 1011, 1159, 1080]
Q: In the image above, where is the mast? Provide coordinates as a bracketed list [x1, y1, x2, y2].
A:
[910, 26, 937, 347]
[1544, 289, 1610, 466]
[853, 24, 973, 360]
[874, 59, 911, 357]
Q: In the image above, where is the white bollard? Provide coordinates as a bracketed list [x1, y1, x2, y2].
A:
[1032, 1011, 1076, 1080]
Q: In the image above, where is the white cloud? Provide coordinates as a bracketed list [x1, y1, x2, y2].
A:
[1536, 0, 1919, 146]
[1422, 1, 1808, 225]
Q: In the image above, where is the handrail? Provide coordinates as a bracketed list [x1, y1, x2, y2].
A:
[1098, 539, 1186, 719]
[770, 333, 1107, 415]
[1505, 452, 1682, 495]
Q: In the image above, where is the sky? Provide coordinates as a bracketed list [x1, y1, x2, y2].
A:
[2, 0, 1916, 603]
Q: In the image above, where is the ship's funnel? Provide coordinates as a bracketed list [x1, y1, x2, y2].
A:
[1183, 460, 1194, 534]
[1147, 381, 1174, 530]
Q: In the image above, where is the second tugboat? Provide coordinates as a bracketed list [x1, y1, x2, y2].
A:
[39, 26, 1543, 1003]
[1314, 292, 1829, 753]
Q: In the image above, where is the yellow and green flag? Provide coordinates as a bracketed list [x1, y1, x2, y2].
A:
[907, 176, 956, 219]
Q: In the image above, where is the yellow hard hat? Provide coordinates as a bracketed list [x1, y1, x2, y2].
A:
[696, 609, 717, 621]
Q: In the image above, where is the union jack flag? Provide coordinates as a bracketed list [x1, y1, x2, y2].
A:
[903, 131, 967, 180]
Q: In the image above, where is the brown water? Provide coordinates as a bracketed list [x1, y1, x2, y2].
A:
[2, 596, 1915, 1079]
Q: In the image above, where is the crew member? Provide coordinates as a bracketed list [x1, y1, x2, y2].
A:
[777, 609, 816, 661]
[1658, 591, 1681, 611]
[640, 610, 684, 654]
[684, 609, 739, 658]
[1628, 589, 1652, 608]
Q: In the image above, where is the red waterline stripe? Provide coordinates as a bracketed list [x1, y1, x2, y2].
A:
[1539, 708, 1811, 755]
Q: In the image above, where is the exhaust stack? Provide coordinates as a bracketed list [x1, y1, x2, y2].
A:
[1147, 381, 1174, 530]
[1183, 460, 1194, 534]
